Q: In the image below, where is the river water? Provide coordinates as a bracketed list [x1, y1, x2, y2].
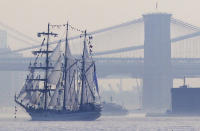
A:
[1, 113, 200, 131]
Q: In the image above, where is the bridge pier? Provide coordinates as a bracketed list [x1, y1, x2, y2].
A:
[143, 13, 172, 111]
[0, 71, 26, 106]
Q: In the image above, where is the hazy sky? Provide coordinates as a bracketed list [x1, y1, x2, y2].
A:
[1, 0, 200, 107]
[0, 0, 200, 38]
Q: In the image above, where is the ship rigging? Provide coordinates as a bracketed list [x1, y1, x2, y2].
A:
[15, 22, 101, 121]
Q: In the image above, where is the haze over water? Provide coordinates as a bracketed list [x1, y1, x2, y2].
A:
[1, 0, 200, 131]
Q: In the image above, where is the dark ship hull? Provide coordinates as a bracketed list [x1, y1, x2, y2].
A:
[16, 100, 101, 121]
[27, 109, 101, 121]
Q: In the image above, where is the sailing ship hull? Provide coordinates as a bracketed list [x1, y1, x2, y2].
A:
[26, 109, 101, 121]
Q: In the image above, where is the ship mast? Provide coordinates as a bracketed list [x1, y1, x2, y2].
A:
[80, 30, 87, 106]
[44, 23, 50, 110]
[63, 22, 69, 110]
[37, 23, 58, 110]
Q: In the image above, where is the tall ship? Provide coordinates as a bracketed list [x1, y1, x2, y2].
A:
[15, 23, 102, 121]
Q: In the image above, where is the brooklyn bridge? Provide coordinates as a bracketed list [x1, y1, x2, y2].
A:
[1, 13, 200, 110]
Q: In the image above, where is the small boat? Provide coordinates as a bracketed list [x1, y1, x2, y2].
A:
[102, 97, 128, 116]
[102, 102, 128, 116]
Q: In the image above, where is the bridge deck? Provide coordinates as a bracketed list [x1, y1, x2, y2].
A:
[0, 57, 200, 78]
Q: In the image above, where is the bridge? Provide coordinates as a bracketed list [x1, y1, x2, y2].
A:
[1, 13, 200, 110]
[0, 57, 200, 79]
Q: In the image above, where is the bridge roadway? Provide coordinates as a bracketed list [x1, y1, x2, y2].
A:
[0, 57, 200, 78]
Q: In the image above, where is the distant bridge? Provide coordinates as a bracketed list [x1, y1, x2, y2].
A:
[0, 57, 200, 78]
[0, 14, 200, 80]
[1, 12, 200, 110]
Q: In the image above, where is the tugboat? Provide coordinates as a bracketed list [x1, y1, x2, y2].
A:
[15, 23, 102, 121]
[102, 97, 128, 116]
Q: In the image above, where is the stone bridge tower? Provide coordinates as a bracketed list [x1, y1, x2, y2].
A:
[143, 13, 172, 111]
